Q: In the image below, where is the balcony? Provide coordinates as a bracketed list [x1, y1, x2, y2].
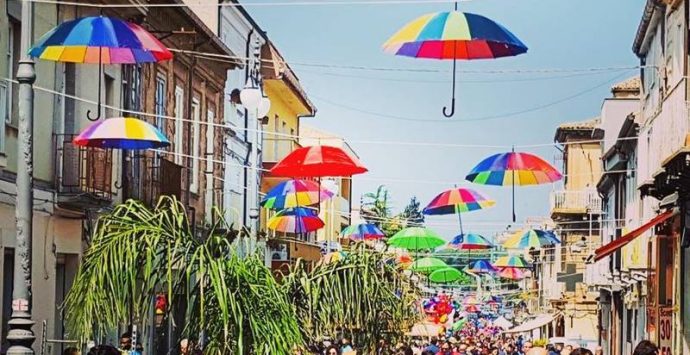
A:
[550, 189, 602, 216]
[54, 134, 113, 211]
[142, 156, 184, 207]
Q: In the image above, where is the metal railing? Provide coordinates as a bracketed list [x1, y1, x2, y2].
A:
[550, 189, 602, 214]
[54, 133, 113, 201]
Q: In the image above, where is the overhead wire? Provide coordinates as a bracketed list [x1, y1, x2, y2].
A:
[30, 0, 475, 8]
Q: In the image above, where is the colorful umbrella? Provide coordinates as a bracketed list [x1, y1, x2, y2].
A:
[467, 259, 497, 274]
[493, 255, 531, 268]
[269, 145, 368, 177]
[466, 150, 562, 221]
[429, 267, 464, 283]
[395, 253, 414, 267]
[465, 304, 480, 313]
[463, 296, 479, 305]
[321, 251, 347, 264]
[497, 267, 525, 280]
[266, 207, 324, 234]
[340, 223, 385, 241]
[447, 233, 493, 250]
[73, 117, 169, 149]
[387, 227, 446, 251]
[261, 179, 333, 210]
[423, 187, 495, 233]
[408, 257, 448, 273]
[503, 229, 560, 249]
[384, 9, 527, 117]
[30, 16, 173, 121]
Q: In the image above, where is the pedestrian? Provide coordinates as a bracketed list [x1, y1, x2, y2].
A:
[632, 341, 658, 355]
[63, 347, 80, 355]
[324, 345, 341, 355]
[340, 338, 354, 353]
[593, 346, 602, 355]
[569, 349, 592, 355]
[118, 332, 132, 354]
[377, 339, 389, 355]
[562, 345, 572, 355]
[426, 338, 440, 353]
[526, 348, 548, 355]
[522, 341, 533, 354]
[87, 346, 120, 355]
[546, 344, 559, 355]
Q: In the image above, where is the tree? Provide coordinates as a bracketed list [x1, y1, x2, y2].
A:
[63, 197, 303, 354]
[400, 196, 424, 227]
[360, 185, 403, 236]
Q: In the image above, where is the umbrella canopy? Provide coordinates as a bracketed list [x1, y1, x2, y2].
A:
[503, 229, 561, 249]
[73, 117, 170, 149]
[383, 11, 528, 59]
[387, 227, 446, 251]
[261, 179, 333, 210]
[321, 251, 347, 264]
[447, 233, 494, 250]
[340, 223, 385, 241]
[463, 296, 479, 305]
[266, 208, 324, 234]
[498, 267, 525, 280]
[466, 152, 562, 186]
[409, 257, 448, 273]
[467, 259, 497, 274]
[30, 16, 173, 63]
[465, 304, 480, 313]
[493, 255, 531, 268]
[423, 187, 495, 215]
[269, 145, 368, 177]
[395, 253, 414, 267]
[429, 267, 464, 283]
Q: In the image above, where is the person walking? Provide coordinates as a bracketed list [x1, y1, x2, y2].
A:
[632, 341, 658, 355]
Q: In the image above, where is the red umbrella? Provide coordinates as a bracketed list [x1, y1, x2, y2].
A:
[270, 145, 368, 177]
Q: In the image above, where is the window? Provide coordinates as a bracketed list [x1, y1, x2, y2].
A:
[205, 109, 215, 221]
[173, 86, 184, 165]
[190, 98, 200, 193]
[7, 19, 20, 126]
[104, 74, 115, 119]
[155, 74, 167, 130]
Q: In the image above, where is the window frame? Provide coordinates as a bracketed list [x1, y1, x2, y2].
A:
[173, 86, 184, 165]
[190, 98, 201, 194]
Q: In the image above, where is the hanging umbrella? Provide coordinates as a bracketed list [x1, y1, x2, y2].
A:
[503, 229, 561, 249]
[493, 255, 531, 268]
[269, 145, 368, 177]
[261, 179, 333, 210]
[466, 151, 562, 221]
[447, 233, 493, 250]
[321, 251, 347, 264]
[266, 207, 324, 234]
[395, 253, 414, 267]
[498, 267, 525, 280]
[467, 259, 497, 274]
[73, 117, 169, 149]
[387, 227, 446, 251]
[408, 257, 448, 273]
[383, 9, 527, 117]
[340, 223, 385, 241]
[30, 16, 173, 121]
[423, 187, 495, 234]
[429, 267, 464, 283]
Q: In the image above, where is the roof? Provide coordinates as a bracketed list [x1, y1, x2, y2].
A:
[554, 117, 602, 143]
[611, 77, 641, 93]
[633, 0, 665, 56]
[261, 42, 316, 115]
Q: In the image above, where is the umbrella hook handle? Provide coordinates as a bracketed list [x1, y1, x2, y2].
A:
[86, 52, 103, 121]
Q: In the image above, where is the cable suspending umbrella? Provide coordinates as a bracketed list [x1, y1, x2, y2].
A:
[73, 117, 170, 149]
[30, 16, 173, 121]
[466, 151, 562, 221]
[266, 207, 324, 234]
[429, 267, 464, 284]
[493, 255, 531, 269]
[408, 257, 448, 273]
[503, 229, 560, 249]
[387, 227, 446, 251]
[423, 187, 495, 234]
[261, 179, 334, 210]
[340, 223, 385, 241]
[383, 8, 527, 117]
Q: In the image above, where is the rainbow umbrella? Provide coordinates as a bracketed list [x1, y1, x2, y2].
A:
[340, 223, 385, 241]
[497, 267, 525, 280]
[466, 151, 562, 221]
[384, 9, 527, 117]
[30, 16, 173, 121]
[387, 227, 446, 251]
[447, 233, 493, 250]
[408, 257, 448, 273]
[261, 179, 333, 210]
[429, 267, 464, 284]
[503, 229, 560, 249]
[493, 255, 531, 269]
[467, 259, 497, 274]
[423, 187, 495, 233]
[267, 207, 324, 234]
[73, 117, 170, 149]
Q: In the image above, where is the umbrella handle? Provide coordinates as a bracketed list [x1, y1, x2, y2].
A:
[86, 55, 103, 121]
[442, 99, 455, 118]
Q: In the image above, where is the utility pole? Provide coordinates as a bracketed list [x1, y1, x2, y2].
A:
[8, 0, 36, 354]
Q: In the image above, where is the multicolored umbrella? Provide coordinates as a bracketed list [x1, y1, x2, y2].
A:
[429, 267, 464, 283]
[493, 255, 531, 269]
[408, 257, 448, 273]
[269, 145, 368, 177]
[73, 117, 169, 149]
[466, 150, 562, 221]
[30, 16, 173, 121]
[384, 9, 527, 117]
[266, 208, 324, 234]
[340, 223, 385, 241]
[447, 233, 494, 250]
[387, 227, 446, 251]
[423, 187, 495, 233]
[497, 267, 526, 280]
[467, 259, 497, 274]
[503, 229, 560, 249]
[261, 179, 333, 210]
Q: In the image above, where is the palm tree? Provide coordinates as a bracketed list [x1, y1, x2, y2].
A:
[63, 197, 302, 354]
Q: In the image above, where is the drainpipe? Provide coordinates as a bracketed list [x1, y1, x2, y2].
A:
[242, 28, 255, 227]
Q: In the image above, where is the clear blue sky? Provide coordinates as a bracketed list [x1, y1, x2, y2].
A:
[249, 0, 646, 238]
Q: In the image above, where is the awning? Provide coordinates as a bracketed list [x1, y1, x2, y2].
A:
[593, 208, 678, 262]
[503, 313, 558, 333]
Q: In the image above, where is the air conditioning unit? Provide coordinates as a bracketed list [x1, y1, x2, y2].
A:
[270, 244, 288, 261]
